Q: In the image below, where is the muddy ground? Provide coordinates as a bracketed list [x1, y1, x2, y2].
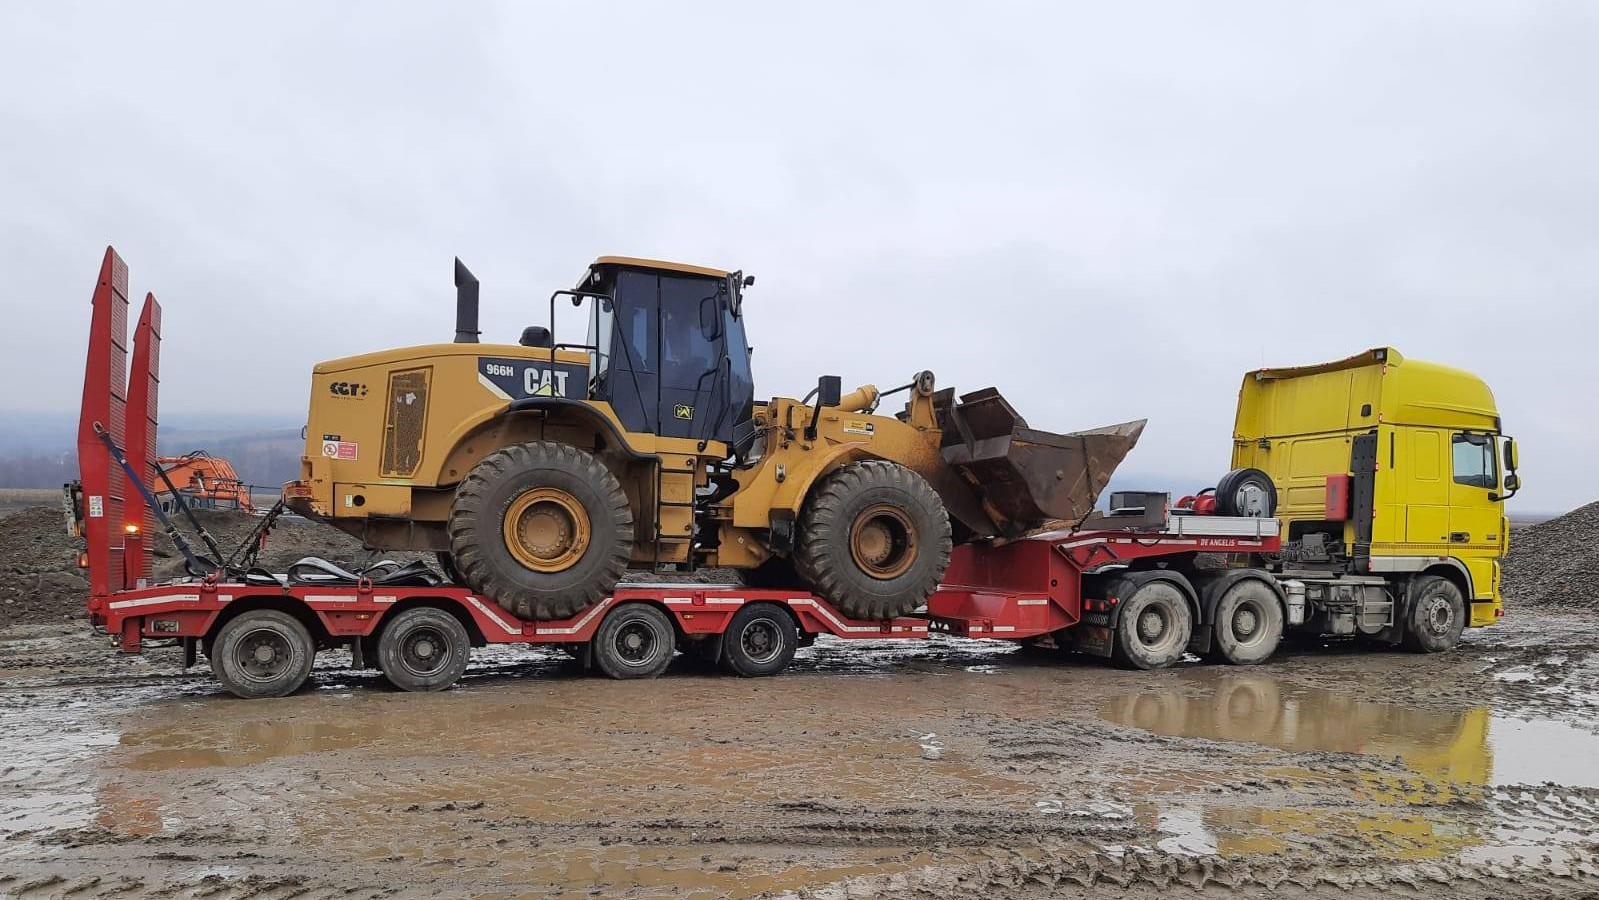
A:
[1, 607, 1597, 899]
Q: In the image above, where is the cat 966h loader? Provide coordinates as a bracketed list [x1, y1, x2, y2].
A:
[285, 256, 1144, 621]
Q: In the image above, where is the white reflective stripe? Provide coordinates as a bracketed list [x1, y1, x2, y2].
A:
[991, 626, 1017, 632]
[533, 597, 614, 637]
[787, 598, 920, 635]
[662, 597, 694, 605]
[703, 598, 744, 605]
[107, 593, 200, 610]
[375, 595, 397, 604]
[305, 594, 359, 603]
[1016, 598, 1049, 606]
[466, 596, 524, 635]
[218, 595, 233, 603]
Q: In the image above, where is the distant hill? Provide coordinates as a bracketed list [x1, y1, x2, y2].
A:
[0, 410, 303, 490]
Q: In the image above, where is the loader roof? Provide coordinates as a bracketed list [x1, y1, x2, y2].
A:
[588, 255, 731, 279]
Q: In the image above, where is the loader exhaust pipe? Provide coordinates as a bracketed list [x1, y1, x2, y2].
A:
[454, 257, 480, 344]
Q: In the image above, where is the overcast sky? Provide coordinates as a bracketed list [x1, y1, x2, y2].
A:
[2, 2, 1594, 512]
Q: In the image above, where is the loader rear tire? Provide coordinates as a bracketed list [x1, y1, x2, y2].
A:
[793, 460, 951, 621]
[448, 441, 633, 621]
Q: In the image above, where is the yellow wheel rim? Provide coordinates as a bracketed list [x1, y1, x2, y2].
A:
[502, 487, 591, 572]
[848, 504, 917, 580]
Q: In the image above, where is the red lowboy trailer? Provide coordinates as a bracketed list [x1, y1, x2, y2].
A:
[69, 248, 1288, 699]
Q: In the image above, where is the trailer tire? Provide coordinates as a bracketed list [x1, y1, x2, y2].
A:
[377, 607, 471, 692]
[1208, 580, 1283, 665]
[449, 441, 633, 621]
[1214, 468, 1277, 518]
[210, 610, 315, 699]
[720, 604, 798, 677]
[794, 461, 951, 621]
[1113, 581, 1193, 670]
[592, 603, 675, 680]
[1402, 575, 1466, 653]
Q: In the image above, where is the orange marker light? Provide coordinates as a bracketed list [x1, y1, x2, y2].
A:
[124, 524, 141, 535]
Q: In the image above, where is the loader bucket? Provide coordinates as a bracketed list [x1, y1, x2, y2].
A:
[938, 388, 1146, 536]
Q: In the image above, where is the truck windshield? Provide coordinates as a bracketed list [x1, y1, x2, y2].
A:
[1452, 433, 1498, 489]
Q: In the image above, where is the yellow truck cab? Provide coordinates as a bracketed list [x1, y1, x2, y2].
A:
[1230, 348, 1519, 644]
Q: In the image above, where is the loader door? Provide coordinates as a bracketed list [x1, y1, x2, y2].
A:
[594, 269, 749, 444]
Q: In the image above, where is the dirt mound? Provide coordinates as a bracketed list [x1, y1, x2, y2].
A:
[0, 505, 89, 624]
[0, 505, 427, 626]
[1503, 499, 1599, 611]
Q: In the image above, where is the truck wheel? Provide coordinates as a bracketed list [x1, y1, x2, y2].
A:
[1113, 581, 1193, 670]
[793, 461, 951, 620]
[377, 607, 471, 692]
[1208, 580, 1283, 665]
[1214, 468, 1277, 518]
[737, 556, 809, 592]
[210, 610, 315, 699]
[1402, 575, 1466, 653]
[592, 603, 675, 679]
[448, 441, 633, 621]
[719, 603, 798, 677]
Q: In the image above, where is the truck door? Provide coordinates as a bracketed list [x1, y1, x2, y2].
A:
[1448, 432, 1501, 600]
[657, 275, 724, 442]
[1404, 429, 1451, 547]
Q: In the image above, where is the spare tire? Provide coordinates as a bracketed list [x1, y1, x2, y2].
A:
[793, 460, 951, 620]
[1214, 467, 1278, 518]
[448, 441, 633, 620]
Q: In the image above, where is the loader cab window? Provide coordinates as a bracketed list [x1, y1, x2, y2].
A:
[1452, 433, 1497, 488]
[589, 266, 749, 444]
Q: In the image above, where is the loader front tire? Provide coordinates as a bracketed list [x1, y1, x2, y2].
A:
[794, 461, 951, 621]
[448, 441, 633, 621]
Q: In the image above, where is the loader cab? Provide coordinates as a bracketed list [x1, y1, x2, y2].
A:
[581, 257, 755, 446]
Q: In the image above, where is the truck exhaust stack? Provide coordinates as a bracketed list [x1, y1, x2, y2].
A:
[453, 257, 480, 344]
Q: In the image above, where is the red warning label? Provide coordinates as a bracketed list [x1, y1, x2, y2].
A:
[321, 440, 358, 461]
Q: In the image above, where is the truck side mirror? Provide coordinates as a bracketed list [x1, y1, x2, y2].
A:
[1503, 437, 1518, 472]
[1504, 473, 1520, 492]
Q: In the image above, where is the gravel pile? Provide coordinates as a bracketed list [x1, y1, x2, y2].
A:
[1503, 499, 1599, 611]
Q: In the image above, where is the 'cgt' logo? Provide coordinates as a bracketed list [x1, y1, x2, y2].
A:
[329, 381, 369, 398]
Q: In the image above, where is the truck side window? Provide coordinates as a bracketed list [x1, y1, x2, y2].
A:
[1451, 433, 1496, 488]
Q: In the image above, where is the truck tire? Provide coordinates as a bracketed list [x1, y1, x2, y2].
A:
[448, 441, 633, 621]
[1113, 581, 1193, 670]
[210, 609, 316, 699]
[737, 556, 809, 591]
[793, 461, 951, 621]
[376, 607, 471, 692]
[719, 603, 798, 677]
[1208, 580, 1284, 666]
[1214, 468, 1277, 518]
[591, 602, 675, 679]
[1402, 575, 1466, 653]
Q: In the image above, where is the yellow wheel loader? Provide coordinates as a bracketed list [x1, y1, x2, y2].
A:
[285, 256, 1144, 621]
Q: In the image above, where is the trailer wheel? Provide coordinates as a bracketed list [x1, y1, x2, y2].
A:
[794, 460, 951, 620]
[209, 610, 315, 699]
[377, 607, 471, 692]
[1208, 580, 1283, 666]
[448, 441, 633, 621]
[719, 604, 798, 677]
[1113, 581, 1193, 670]
[592, 603, 675, 679]
[1402, 575, 1466, 653]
